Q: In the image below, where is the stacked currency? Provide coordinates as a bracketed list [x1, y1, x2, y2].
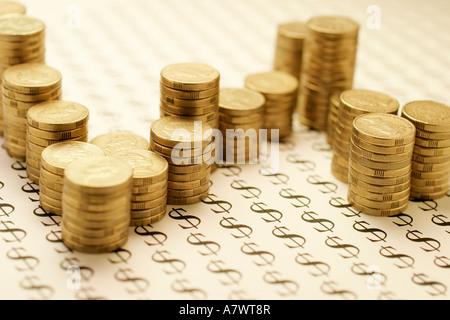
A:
[39, 141, 105, 215]
[219, 87, 265, 163]
[298, 15, 359, 131]
[348, 113, 415, 216]
[2, 63, 62, 159]
[150, 116, 212, 205]
[244, 71, 298, 139]
[26, 101, 89, 184]
[331, 89, 399, 182]
[326, 92, 340, 145]
[401, 101, 450, 200]
[89, 131, 149, 155]
[273, 21, 306, 79]
[0, 13, 46, 136]
[61, 156, 133, 253]
[111, 149, 169, 226]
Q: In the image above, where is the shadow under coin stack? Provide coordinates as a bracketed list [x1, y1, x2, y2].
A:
[244, 71, 298, 140]
[61, 156, 133, 253]
[150, 117, 212, 205]
[348, 113, 415, 216]
[0, 13, 45, 136]
[2, 63, 62, 160]
[89, 131, 149, 156]
[111, 149, 169, 226]
[331, 89, 399, 183]
[219, 88, 265, 164]
[39, 141, 105, 215]
[298, 15, 359, 131]
[26, 100, 89, 184]
[401, 101, 450, 200]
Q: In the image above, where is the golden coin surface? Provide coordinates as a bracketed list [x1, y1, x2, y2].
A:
[340, 89, 399, 114]
[0, 14, 44, 40]
[402, 100, 450, 132]
[348, 196, 408, 217]
[278, 21, 306, 41]
[245, 71, 298, 97]
[2, 63, 61, 93]
[160, 62, 220, 91]
[27, 101, 89, 131]
[0, 1, 26, 16]
[160, 83, 219, 100]
[219, 88, 265, 116]
[307, 15, 359, 36]
[89, 131, 149, 156]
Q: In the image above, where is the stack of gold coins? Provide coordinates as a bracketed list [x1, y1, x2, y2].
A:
[348, 113, 415, 216]
[331, 89, 399, 183]
[0, 13, 45, 136]
[298, 15, 359, 131]
[273, 21, 306, 79]
[244, 71, 298, 139]
[111, 149, 169, 226]
[2, 63, 62, 159]
[326, 92, 340, 145]
[219, 88, 265, 164]
[26, 100, 89, 184]
[39, 141, 105, 215]
[61, 156, 133, 253]
[401, 101, 450, 200]
[150, 117, 212, 205]
[160, 62, 220, 129]
[89, 131, 149, 156]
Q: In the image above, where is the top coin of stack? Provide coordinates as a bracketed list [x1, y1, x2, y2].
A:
[61, 156, 133, 253]
[0, 13, 46, 136]
[298, 15, 359, 131]
[348, 113, 415, 216]
[331, 89, 399, 183]
[219, 87, 265, 164]
[401, 101, 450, 200]
[244, 71, 298, 139]
[160, 62, 220, 129]
[89, 131, 149, 156]
[273, 21, 306, 79]
[3, 63, 62, 160]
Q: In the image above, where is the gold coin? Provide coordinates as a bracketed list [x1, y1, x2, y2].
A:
[132, 178, 167, 194]
[168, 175, 210, 190]
[161, 102, 218, 115]
[40, 167, 63, 184]
[410, 176, 449, 187]
[62, 185, 129, 204]
[410, 169, 449, 180]
[89, 131, 149, 155]
[244, 71, 298, 99]
[349, 183, 410, 202]
[307, 15, 359, 37]
[27, 125, 88, 141]
[167, 181, 210, 197]
[0, 1, 26, 16]
[348, 165, 411, 186]
[2, 63, 62, 94]
[62, 192, 130, 212]
[161, 93, 218, 107]
[413, 145, 450, 157]
[149, 138, 212, 158]
[62, 203, 130, 223]
[168, 167, 210, 182]
[340, 89, 399, 114]
[62, 219, 129, 239]
[166, 189, 209, 205]
[62, 234, 128, 254]
[349, 151, 413, 170]
[414, 136, 450, 148]
[26, 130, 88, 147]
[348, 195, 408, 217]
[160, 62, 220, 91]
[0, 14, 44, 41]
[168, 161, 210, 174]
[219, 87, 265, 116]
[402, 100, 450, 132]
[276, 21, 306, 51]
[349, 158, 411, 178]
[410, 183, 448, 194]
[351, 135, 414, 155]
[412, 153, 450, 164]
[2, 86, 61, 102]
[131, 193, 167, 210]
[61, 227, 128, 247]
[159, 108, 217, 122]
[409, 189, 448, 200]
[411, 160, 449, 172]
[131, 203, 167, 219]
[160, 83, 219, 100]
[40, 200, 62, 215]
[219, 113, 264, 125]
[415, 128, 450, 140]
[130, 209, 167, 226]
[39, 192, 61, 208]
[348, 189, 409, 210]
[39, 182, 62, 201]
[40, 175, 63, 193]
[350, 140, 413, 162]
[131, 187, 167, 202]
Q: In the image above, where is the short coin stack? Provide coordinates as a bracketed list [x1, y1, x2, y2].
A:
[89, 131, 149, 156]
[401, 101, 450, 200]
[244, 71, 298, 139]
[150, 117, 212, 205]
[348, 113, 415, 216]
[331, 89, 399, 183]
[273, 21, 306, 79]
[61, 156, 133, 253]
[219, 88, 265, 163]
[2, 63, 62, 160]
[26, 100, 89, 184]
[298, 15, 359, 131]
[0, 1, 26, 16]
[111, 149, 169, 226]
[39, 141, 105, 215]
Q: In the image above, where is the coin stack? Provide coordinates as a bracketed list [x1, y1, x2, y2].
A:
[331, 89, 399, 183]
[326, 92, 340, 145]
[26, 100, 89, 184]
[2, 63, 62, 160]
[111, 149, 169, 226]
[0, 13, 46, 136]
[273, 21, 306, 79]
[150, 116, 212, 205]
[39, 141, 105, 215]
[401, 101, 450, 200]
[61, 156, 133, 253]
[89, 131, 149, 156]
[244, 71, 298, 139]
[348, 113, 415, 216]
[298, 15, 359, 131]
[219, 88, 265, 164]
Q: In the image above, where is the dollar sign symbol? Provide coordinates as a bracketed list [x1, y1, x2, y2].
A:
[279, 188, 311, 208]
[406, 230, 441, 252]
[250, 202, 283, 223]
[19, 276, 54, 300]
[301, 211, 335, 233]
[286, 154, 316, 172]
[259, 168, 289, 185]
[152, 250, 186, 274]
[379, 246, 415, 269]
[206, 260, 242, 285]
[60, 257, 95, 281]
[431, 214, 450, 233]
[325, 236, 360, 259]
[33, 206, 61, 227]
[21, 182, 40, 202]
[350, 263, 387, 288]
[230, 179, 262, 199]
[390, 213, 413, 227]
[434, 256, 450, 269]
[217, 164, 241, 177]
[108, 248, 132, 264]
[240, 242, 275, 266]
[417, 200, 438, 211]
[0, 220, 27, 243]
[201, 194, 232, 214]
[74, 287, 105, 300]
[168, 208, 201, 229]
[133, 225, 167, 246]
[262, 270, 299, 297]
[271, 226, 306, 249]
[6, 247, 40, 271]
[307, 175, 338, 194]
[114, 268, 150, 294]
[352, 220, 387, 242]
[329, 197, 361, 217]
[187, 233, 221, 256]
[170, 279, 207, 299]
[0, 198, 14, 218]
[321, 281, 357, 300]
[411, 273, 447, 297]
[219, 216, 253, 239]
[294, 252, 330, 277]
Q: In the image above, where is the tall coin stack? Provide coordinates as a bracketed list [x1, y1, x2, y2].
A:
[326, 92, 340, 145]
[298, 15, 359, 131]
[39, 141, 105, 215]
[273, 21, 306, 79]
[111, 149, 169, 226]
[244, 71, 298, 139]
[401, 101, 450, 200]
[0, 13, 45, 136]
[348, 113, 415, 216]
[150, 117, 212, 205]
[61, 156, 133, 253]
[219, 88, 265, 164]
[331, 89, 399, 183]
[89, 131, 149, 156]
[26, 100, 89, 184]
[2, 63, 62, 160]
